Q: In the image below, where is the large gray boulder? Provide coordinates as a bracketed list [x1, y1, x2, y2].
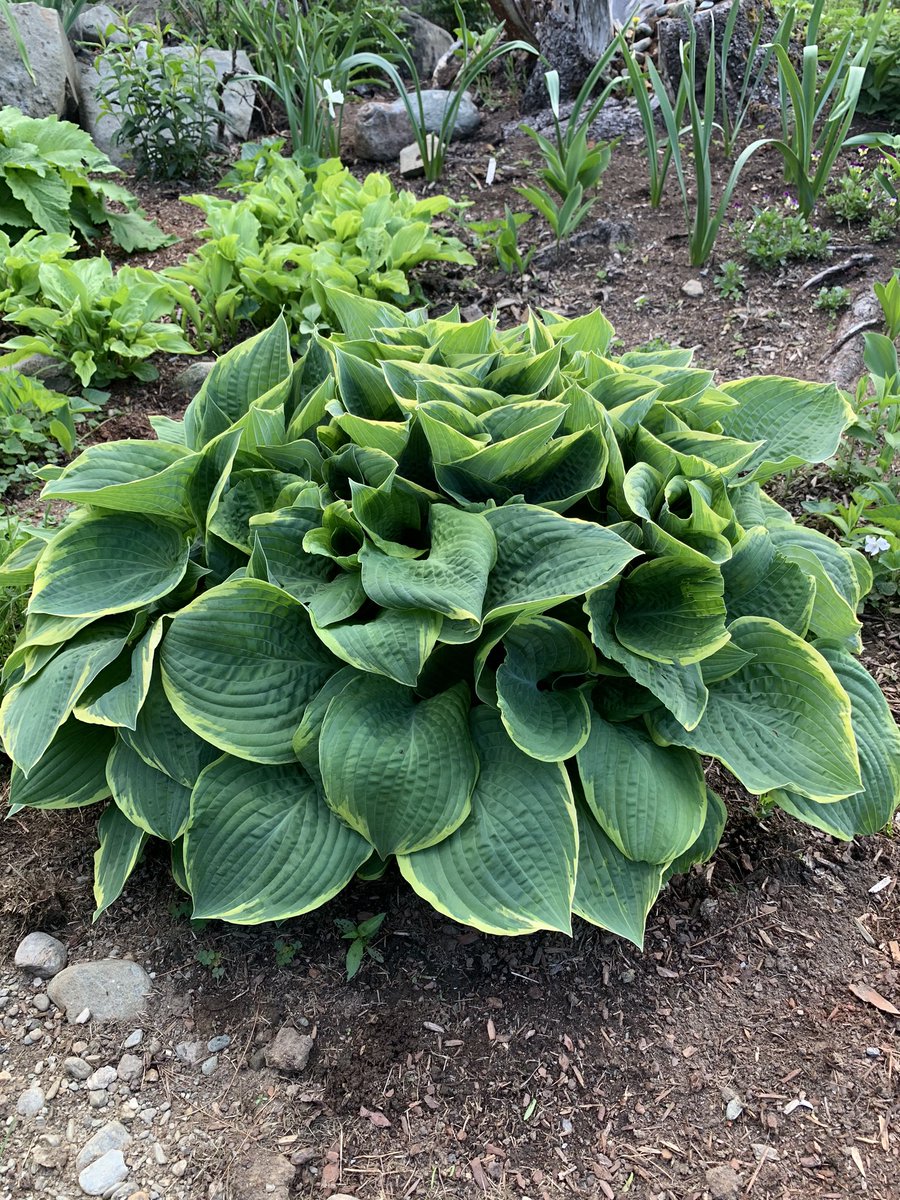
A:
[355, 89, 480, 162]
[400, 11, 454, 80]
[69, 3, 127, 46]
[0, 3, 81, 117]
[47, 958, 152, 1023]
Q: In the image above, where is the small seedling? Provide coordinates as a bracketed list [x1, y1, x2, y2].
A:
[334, 913, 386, 980]
[195, 947, 224, 980]
[814, 285, 851, 313]
[273, 936, 302, 968]
[715, 260, 746, 302]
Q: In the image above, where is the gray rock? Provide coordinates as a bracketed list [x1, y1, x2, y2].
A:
[399, 139, 427, 179]
[705, 1164, 742, 1200]
[0, 3, 81, 118]
[175, 1040, 204, 1065]
[69, 3, 124, 44]
[32, 1138, 68, 1169]
[64, 1056, 92, 1080]
[75, 1121, 132, 1172]
[681, 278, 704, 297]
[123, 1029, 143, 1049]
[16, 1085, 44, 1117]
[78, 1149, 128, 1196]
[32, 992, 50, 1012]
[15, 931, 67, 980]
[725, 1097, 743, 1120]
[75, 59, 124, 163]
[174, 360, 215, 398]
[201, 1054, 218, 1075]
[85, 1064, 117, 1091]
[206, 1033, 231, 1053]
[3, 352, 74, 391]
[47, 959, 152, 1023]
[116, 1053, 143, 1085]
[400, 11, 454, 79]
[354, 89, 480, 162]
[231, 1149, 295, 1200]
[265, 1025, 314, 1073]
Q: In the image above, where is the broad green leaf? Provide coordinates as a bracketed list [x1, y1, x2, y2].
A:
[662, 788, 727, 883]
[319, 677, 478, 857]
[161, 579, 337, 764]
[120, 667, 219, 787]
[93, 804, 147, 919]
[9, 719, 114, 812]
[721, 526, 815, 637]
[0, 530, 54, 588]
[772, 648, 900, 839]
[41, 440, 198, 521]
[311, 606, 442, 687]
[185, 755, 372, 922]
[29, 513, 190, 619]
[578, 716, 706, 864]
[614, 558, 729, 665]
[495, 616, 594, 761]
[573, 803, 663, 948]
[399, 707, 577, 935]
[106, 737, 191, 842]
[483, 504, 640, 620]
[75, 622, 164, 729]
[248, 506, 332, 602]
[769, 525, 862, 645]
[649, 617, 862, 801]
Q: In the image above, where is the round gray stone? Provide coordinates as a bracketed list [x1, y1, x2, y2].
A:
[16, 1085, 45, 1117]
[47, 959, 152, 1023]
[78, 1149, 129, 1196]
[15, 932, 67, 979]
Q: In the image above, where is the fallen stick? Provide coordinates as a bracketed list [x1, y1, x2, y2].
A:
[801, 252, 876, 291]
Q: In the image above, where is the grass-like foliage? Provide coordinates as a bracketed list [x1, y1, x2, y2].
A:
[2, 295, 898, 944]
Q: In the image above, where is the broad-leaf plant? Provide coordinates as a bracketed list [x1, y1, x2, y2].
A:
[2, 293, 897, 944]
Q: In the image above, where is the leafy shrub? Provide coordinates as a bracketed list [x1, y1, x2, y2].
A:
[826, 164, 880, 222]
[0, 230, 77, 309]
[3, 294, 897, 942]
[0, 370, 97, 490]
[166, 150, 474, 349]
[0, 107, 171, 252]
[739, 206, 831, 269]
[0, 257, 194, 386]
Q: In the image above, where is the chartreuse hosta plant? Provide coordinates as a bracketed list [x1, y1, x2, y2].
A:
[2, 295, 899, 945]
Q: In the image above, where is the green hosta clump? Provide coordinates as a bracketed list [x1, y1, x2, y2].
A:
[2, 294, 898, 945]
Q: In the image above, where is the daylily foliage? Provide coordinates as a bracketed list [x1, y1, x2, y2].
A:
[2, 294, 898, 945]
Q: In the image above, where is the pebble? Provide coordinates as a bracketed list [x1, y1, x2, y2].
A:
[88, 1090, 109, 1108]
[16, 1085, 45, 1116]
[64, 1056, 92, 1080]
[123, 1029, 144, 1050]
[85, 1065, 118, 1091]
[78, 1148, 129, 1196]
[635, 20, 653, 35]
[117, 1053, 144, 1085]
[725, 1097, 743, 1121]
[681, 279, 704, 297]
[15, 931, 68, 979]
[152, 1142, 168, 1165]
[705, 1164, 742, 1200]
[75, 1007, 92, 1024]
[207, 1034, 231, 1053]
[866, 1046, 882, 1058]
[265, 1025, 314, 1073]
[201, 1054, 219, 1076]
[172, 1159, 188, 1178]
[32, 993, 50, 1012]
[48, 959, 152, 1023]
[76, 1121, 132, 1171]
[632, 36, 652, 51]
[175, 1040, 204, 1065]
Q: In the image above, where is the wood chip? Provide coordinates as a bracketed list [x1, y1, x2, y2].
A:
[359, 1106, 391, 1128]
[423, 1022, 444, 1033]
[869, 876, 892, 894]
[848, 982, 900, 1016]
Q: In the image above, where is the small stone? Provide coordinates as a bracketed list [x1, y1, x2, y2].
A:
[75, 1007, 92, 1024]
[117, 1054, 143, 1085]
[399, 136, 439, 179]
[635, 20, 653, 36]
[48, 959, 152, 1024]
[85, 1065, 117, 1092]
[32, 993, 50, 1012]
[15, 932, 67, 979]
[705, 1164, 742, 1200]
[681, 279, 704, 298]
[174, 360, 215, 399]
[152, 1142, 168, 1166]
[725, 1097, 743, 1121]
[16, 1085, 45, 1117]
[265, 1025, 315, 1073]
[32, 1138, 69, 1170]
[207, 1034, 231, 1053]
[751, 1143, 779, 1162]
[175, 1040, 204, 1065]
[64, 1057, 92, 1080]
[76, 1121, 132, 1172]
[866, 1047, 882, 1058]
[632, 36, 652, 51]
[171, 1159, 188, 1178]
[123, 1029, 143, 1050]
[88, 1090, 108, 1108]
[201, 1055, 218, 1076]
[78, 1148, 128, 1196]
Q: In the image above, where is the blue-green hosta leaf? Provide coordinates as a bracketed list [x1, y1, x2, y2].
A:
[248, 506, 332, 602]
[772, 648, 900, 839]
[584, 584, 709, 731]
[93, 805, 147, 919]
[349, 474, 429, 559]
[0, 619, 131, 774]
[75, 622, 164, 729]
[161, 579, 337, 764]
[41, 440, 198, 521]
[613, 557, 729, 666]
[578, 716, 707, 864]
[9, 719, 114, 812]
[656, 429, 764, 476]
[360, 504, 496, 628]
[649, 617, 862, 801]
[661, 788, 727, 884]
[398, 707, 577, 935]
[187, 427, 243, 533]
[495, 616, 595, 761]
[208, 470, 297, 553]
[721, 526, 815, 637]
[0, 530, 53, 588]
[106, 737, 191, 842]
[768, 526, 862, 646]
[185, 755, 372, 922]
[319, 677, 478, 857]
[322, 284, 410, 340]
[718, 377, 853, 481]
[29, 513, 190, 620]
[120, 667, 219, 787]
[291, 667, 360, 788]
[483, 504, 640, 621]
[573, 803, 664, 949]
[311, 607, 442, 687]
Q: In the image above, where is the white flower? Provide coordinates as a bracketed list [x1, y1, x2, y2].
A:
[864, 535, 891, 556]
[321, 78, 344, 120]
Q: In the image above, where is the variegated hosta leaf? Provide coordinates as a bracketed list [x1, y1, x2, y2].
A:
[75, 622, 164, 729]
[399, 707, 577, 935]
[106, 737, 191, 842]
[93, 804, 147, 919]
[28, 513, 191, 619]
[721, 526, 815, 637]
[662, 788, 727, 884]
[185, 755, 372, 922]
[577, 715, 707, 865]
[613, 557, 729, 666]
[319, 676, 478, 857]
[9, 719, 114, 812]
[768, 525, 863, 646]
[649, 616, 862, 801]
[40, 440, 198, 521]
[494, 616, 595, 761]
[772, 646, 900, 839]
[573, 803, 664, 948]
[160, 579, 337, 764]
[311, 606, 442, 687]
[120, 667, 219, 787]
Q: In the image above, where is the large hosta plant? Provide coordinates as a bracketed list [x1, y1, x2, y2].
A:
[2, 295, 898, 944]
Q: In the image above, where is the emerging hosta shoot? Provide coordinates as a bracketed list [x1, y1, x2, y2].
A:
[2, 296, 898, 945]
